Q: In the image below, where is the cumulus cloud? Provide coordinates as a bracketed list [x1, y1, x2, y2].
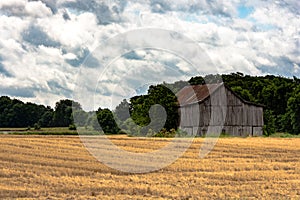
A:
[58, 0, 127, 25]
[0, 0, 52, 18]
[75, 49, 194, 110]
[0, 56, 12, 77]
[0, 0, 299, 109]
[22, 25, 61, 47]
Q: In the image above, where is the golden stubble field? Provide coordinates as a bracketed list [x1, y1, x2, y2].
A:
[0, 135, 299, 199]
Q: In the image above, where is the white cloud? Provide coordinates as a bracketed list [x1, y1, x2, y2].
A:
[293, 63, 300, 73]
[0, 15, 29, 40]
[0, 0, 52, 18]
[25, 1, 53, 17]
[0, 0, 299, 109]
[36, 11, 98, 48]
[63, 53, 77, 60]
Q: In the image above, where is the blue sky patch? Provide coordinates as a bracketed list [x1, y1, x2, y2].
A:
[258, 57, 300, 78]
[0, 87, 35, 98]
[253, 23, 277, 32]
[238, 5, 254, 18]
[123, 51, 143, 60]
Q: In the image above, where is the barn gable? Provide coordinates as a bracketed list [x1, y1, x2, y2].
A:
[177, 83, 264, 136]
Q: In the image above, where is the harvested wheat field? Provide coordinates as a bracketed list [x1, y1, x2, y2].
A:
[0, 135, 300, 199]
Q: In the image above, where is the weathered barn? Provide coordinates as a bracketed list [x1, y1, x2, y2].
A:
[177, 83, 264, 136]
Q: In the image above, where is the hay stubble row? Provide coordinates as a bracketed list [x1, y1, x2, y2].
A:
[0, 135, 299, 199]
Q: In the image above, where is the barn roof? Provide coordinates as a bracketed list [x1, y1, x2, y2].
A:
[177, 83, 222, 105]
[177, 83, 264, 107]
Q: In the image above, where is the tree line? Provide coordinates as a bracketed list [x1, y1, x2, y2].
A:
[117, 73, 300, 136]
[0, 97, 120, 133]
[0, 73, 299, 135]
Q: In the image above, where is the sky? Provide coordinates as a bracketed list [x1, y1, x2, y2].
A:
[0, 0, 299, 110]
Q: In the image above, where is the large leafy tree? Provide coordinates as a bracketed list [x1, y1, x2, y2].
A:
[53, 99, 82, 127]
[231, 86, 255, 102]
[129, 84, 179, 135]
[147, 85, 179, 130]
[286, 87, 300, 134]
[39, 110, 54, 127]
[263, 110, 276, 136]
[95, 108, 120, 134]
[114, 99, 130, 122]
[0, 96, 12, 127]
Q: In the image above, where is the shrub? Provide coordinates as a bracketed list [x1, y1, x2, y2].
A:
[153, 128, 176, 138]
[34, 123, 41, 130]
[118, 129, 128, 135]
[69, 124, 77, 130]
[121, 118, 142, 136]
[176, 129, 191, 137]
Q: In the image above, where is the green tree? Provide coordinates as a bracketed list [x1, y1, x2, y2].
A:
[130, 84, 179, 135]
[39, 110, 54, 127]
[53, 99, 82, 127]
[189, 76, 205, 85]
[73, 110, 88, 127]
[114, 99, 130, 122]
[162, 80, 189, 93]
[147, 85, 179, 131]
[263, 110, 276, 136]
[96, 108, 120, 134]
[231, 86, 255, 102]
[286, 90, 300, 134]
[10, 102, 27, 127]
[0, 96, 13, 127]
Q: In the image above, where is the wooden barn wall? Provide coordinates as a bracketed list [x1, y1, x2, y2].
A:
[179, 85, 264, 136]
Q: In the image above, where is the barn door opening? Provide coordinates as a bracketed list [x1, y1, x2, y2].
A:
[238, 128, 243, 136]
[252, 126, 262, 136]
